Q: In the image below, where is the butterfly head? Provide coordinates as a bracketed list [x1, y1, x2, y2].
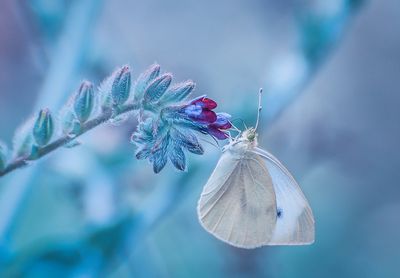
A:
[223, 127, 257, 155]
[245, 127, 257, 141]
[243, 127, 257, 142]
[224, 89, 262, 152]
[239, 127, 258, 147]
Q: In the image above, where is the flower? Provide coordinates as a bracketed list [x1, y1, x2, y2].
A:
[130, 65, 233, 174]
[206, 112, 232, 140]
[132, 95, 232, 173]
[181, 95, 218, 124]
[163, 95, 231, 140]
[178, 96, 232, 140]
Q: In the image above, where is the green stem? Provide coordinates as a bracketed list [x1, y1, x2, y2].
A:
[0, 102, 140, 178]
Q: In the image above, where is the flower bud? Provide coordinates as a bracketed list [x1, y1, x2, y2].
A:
[74, 81, 94, 123]
[160, 80, 195, 105]
[143, 73, 172, 103]
[33, 108, 54, 146]
[169, 143, 186, 171]
[134, 63, 161, 100]
[60, 105, 80, 135]
[13, 118, 34, 157]
[111, 65, 131, 105]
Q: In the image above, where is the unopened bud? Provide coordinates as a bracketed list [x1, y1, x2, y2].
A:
[143, 73, 172, 103]
[74, 81, 94, 123]
[111, 65, 131, 105]
[134, 63, 161, 100]
[33, 108, 54, 146]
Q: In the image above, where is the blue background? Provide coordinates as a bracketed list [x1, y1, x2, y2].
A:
[0, 0, 399, 277]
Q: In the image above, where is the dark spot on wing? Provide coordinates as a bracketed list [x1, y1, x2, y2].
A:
[277, 207, 283, 218]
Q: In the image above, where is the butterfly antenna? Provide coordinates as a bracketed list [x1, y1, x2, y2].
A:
[255, 88, 263, 130]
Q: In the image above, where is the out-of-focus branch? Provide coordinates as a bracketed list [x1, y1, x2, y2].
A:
[0, 102, 139, 178]
[0, 0, 104, 248]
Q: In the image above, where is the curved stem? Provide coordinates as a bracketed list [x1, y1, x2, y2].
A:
[0, 102, 140, 178]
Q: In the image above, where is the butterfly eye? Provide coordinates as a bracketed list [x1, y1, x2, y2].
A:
[247, 131, 256, 141]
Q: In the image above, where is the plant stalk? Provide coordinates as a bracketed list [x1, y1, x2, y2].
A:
[0, 102, 140, 178]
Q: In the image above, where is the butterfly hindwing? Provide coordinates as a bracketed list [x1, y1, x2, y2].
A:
[253, 147, 315, 245]
[198, 148, 277, 249]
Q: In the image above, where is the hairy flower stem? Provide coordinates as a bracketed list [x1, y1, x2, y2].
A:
[0, 102, 140, 178]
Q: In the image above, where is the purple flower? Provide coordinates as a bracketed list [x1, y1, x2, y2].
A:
[178, 96, 231, 140]
[133, 94, 233, 173]
[161, 95, 232, 141]
[181, 95, 218, 124]
[206, 112, 232, 140]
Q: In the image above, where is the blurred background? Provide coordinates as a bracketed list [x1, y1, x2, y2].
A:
[0, 0, 399, 277]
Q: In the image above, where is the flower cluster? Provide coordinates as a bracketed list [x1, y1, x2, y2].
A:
[177, 96, 232, 139]
[0, 64, 232, 177]
[132, 119, 204, 173]
[131, 73, 231, 172]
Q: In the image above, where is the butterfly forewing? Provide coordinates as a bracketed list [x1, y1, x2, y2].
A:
[253, 147, 315, 245]
[198, 148, 277, 249]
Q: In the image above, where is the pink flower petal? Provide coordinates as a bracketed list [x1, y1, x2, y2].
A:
[190, 96, 217, 109]
[213, 121, 232, 130]
[184, 104, 202, 116]
[207, 126, 229, 140]
[211, 113, 232, 129]
[189, 109, 217, 123]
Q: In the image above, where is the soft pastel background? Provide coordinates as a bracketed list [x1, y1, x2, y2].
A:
[0, 0, 399, 277]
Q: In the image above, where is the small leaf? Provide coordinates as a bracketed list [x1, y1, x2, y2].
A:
[73, 80, 94, 123]
[143, 73, 172, 103]
[108, 113, 130, 126]
[135, 148, 151, 160]
[171, 128, 204, 155]
[134, 63, 161, 100]
[98, 75, 113, 110]
[13, 118, 34, 158]
[184, 140, 204, 155]
[111, 65, 131, 106]
[0, 141, 8, 171]
[60, 105, 81, 135]
[33, 108, 54, 146]
[169, 142, 186, 171]
[130, 119, 154, 145]
[29, 145, 40, 159]
[159, 80, 195, 105]
[64, 140, 81, 149]
[152, 136, 169, 173]
[153, 151, 168, 173]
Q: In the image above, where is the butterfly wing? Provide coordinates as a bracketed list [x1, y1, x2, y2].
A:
[253, 147, 315, 245]
[198, 147, 277, 249]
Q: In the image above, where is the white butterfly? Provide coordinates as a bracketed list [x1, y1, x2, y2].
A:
[197, 90, 315, 249]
